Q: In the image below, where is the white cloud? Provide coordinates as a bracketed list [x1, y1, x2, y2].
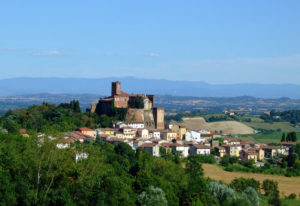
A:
[149, 53, 160, 57]
[31, 50, 62, 56]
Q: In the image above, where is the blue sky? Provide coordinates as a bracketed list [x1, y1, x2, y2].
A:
[0, 0, 300, 84]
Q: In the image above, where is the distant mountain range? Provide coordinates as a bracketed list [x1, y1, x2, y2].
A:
[0, 77, 300, 98]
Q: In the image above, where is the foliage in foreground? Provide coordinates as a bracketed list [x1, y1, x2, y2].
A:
[1, 133, 298, 205]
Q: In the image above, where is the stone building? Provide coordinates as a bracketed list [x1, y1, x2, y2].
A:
[90, 81, 164, 129]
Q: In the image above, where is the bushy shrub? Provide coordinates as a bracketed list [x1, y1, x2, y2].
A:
[263, 179, 279, 196]
[208, 181, 237, 203]
[137, 186, 168, 206]
[230, 177, 260, 192]
[209, 181, 261, 206]
[242, 187, 260, 206]
[287, 193, 296, 199]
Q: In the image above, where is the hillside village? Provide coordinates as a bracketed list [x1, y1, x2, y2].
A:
[18, 82, 297, 165]
[47, 123, 296, 164]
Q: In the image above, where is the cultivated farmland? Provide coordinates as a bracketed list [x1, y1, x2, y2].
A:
[203, 164, 300, 198]
[182, 117, 256, 135]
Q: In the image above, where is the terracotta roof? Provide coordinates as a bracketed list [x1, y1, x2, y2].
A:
[106, 138, 124, 142]
[169, 143, 184, 147]
[185, 141, 195, 145]
[74, 131, 85, 136]
[100, 98, 113, 101]
[241, 149, 257, 155]
[262, 146, 279, 150]
[122, 127, 134, 129]
[78, 127, 94, 131]
[99, 134, 109, 138]
[193, 144, 211, 149]
[73, 131, 95, 139]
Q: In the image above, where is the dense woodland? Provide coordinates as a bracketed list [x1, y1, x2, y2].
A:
[0, 133, 288, 206]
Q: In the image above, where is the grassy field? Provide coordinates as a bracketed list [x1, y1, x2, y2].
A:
[240, 131, 300, 144]
[203, 164, 300, 198]
[260, 195, 300, 206]
[244, 121, 297, 133]
[240, 132, 282, 144]
[182, 117, 256, 135]
[240, 121, 299, 143]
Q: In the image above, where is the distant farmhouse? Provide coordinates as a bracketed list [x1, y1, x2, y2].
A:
[89, 81, 165, 129]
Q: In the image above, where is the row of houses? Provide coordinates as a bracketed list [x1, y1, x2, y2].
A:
[215, 138, 292, 162]
[51, 126, 295, 164]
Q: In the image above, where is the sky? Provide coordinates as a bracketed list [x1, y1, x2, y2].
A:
[0, 0, 300, 84]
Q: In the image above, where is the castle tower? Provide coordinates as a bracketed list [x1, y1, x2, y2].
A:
[111, 81, 121, 96]
[153, 107, 165, 129]
[146, 95, 155, 108]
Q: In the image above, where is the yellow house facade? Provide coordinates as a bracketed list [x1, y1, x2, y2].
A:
[171, 124, 187, 140]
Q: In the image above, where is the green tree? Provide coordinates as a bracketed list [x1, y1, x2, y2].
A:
[137, 186, 168, 206]
[230, 177, 260, 192]
[286, 132, 297, 142]
[99, 114, 111, 128]
[262, 179, 279, 196]
[133, 96, 144, 109]
[3, 119, 20, 134]
[186, 155, 204, 176]
[242, 187, 260, 206]
[281, 133, 286, 142]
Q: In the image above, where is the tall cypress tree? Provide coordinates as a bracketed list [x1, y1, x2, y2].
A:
[281, 133, 286, 142]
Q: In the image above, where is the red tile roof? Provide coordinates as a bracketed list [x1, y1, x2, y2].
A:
[193, 144, 211, 149]
[79, 127, 94, 131]
[122, 127, 133, 129]
[106, 138, 124, 142]
[74, 131, 84, 136]
[169, 143, 184, 147]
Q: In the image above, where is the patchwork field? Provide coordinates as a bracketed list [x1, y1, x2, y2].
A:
[203, 164, 300, 197]
[182, 117, 256, 135]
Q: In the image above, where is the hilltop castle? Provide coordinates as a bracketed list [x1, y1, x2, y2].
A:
[89, 81, 164, 129]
